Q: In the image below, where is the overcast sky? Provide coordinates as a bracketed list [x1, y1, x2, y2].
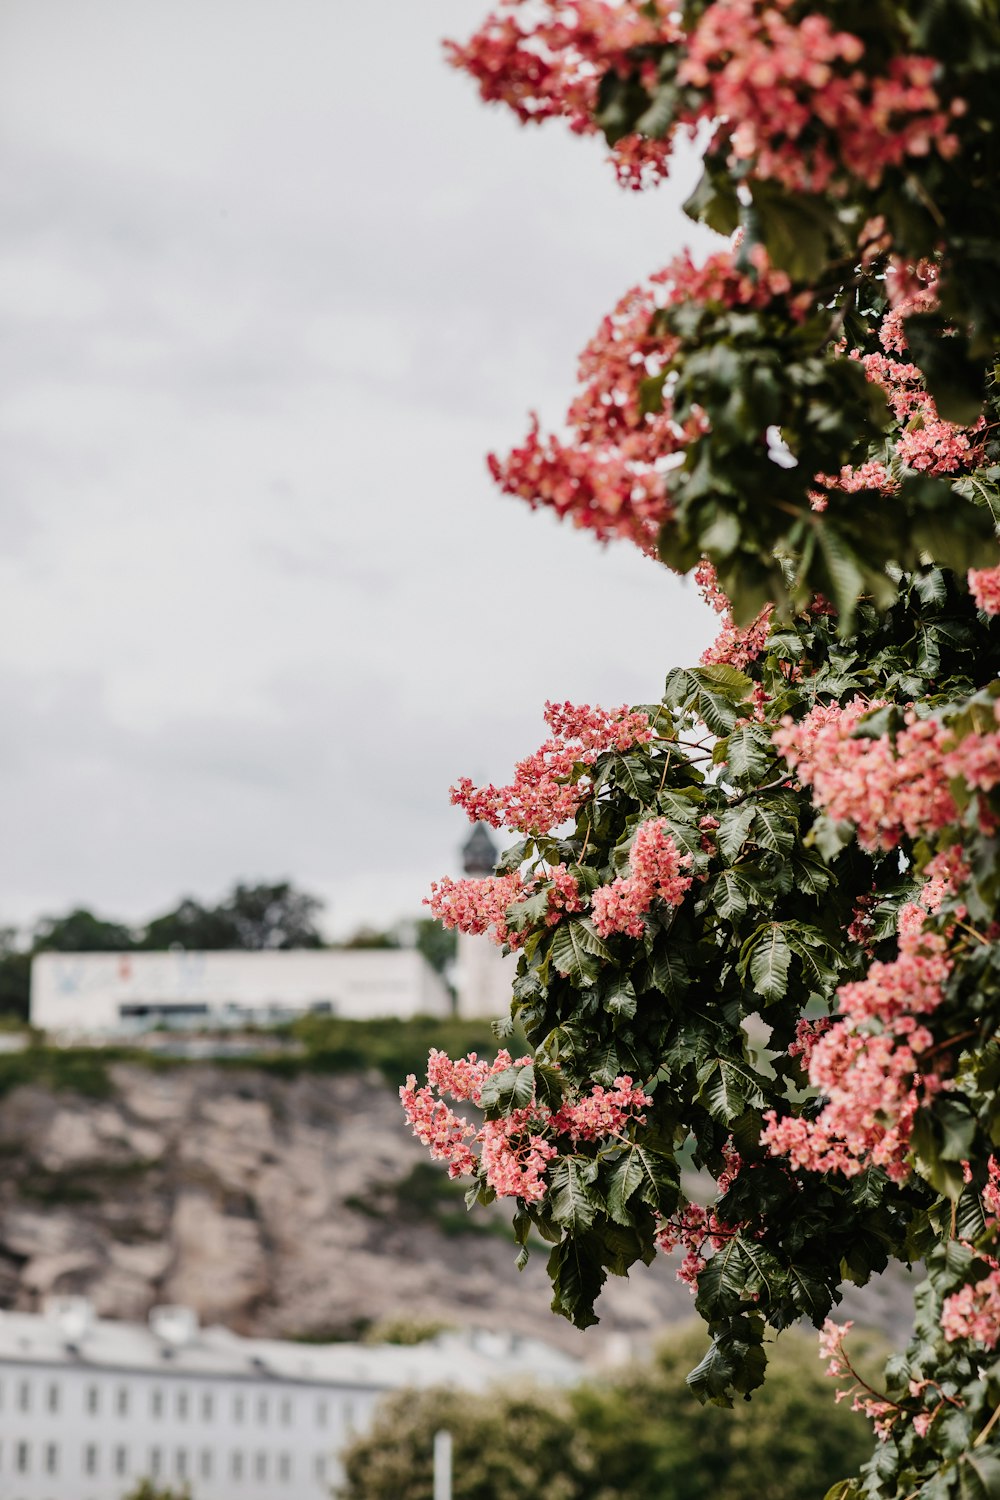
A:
[0, 0, 719, 939]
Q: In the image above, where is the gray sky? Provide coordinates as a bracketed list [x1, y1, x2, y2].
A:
[0, 0, 718, 939]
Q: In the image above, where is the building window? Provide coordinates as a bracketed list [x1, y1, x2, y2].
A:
[200, 1391, 214, 1422]
[0, 1376, 4, 1409]
[231, 1451, 244, 1480]
[256, 1393, 268, 1424]
[176, 1449, 188, 1478]
[280, 1396, 292, 1426]
[46, 1382, 60, 1414]
[17, 1380, 30, 1413]
[149, 1447, 162, 1477]
[199, 1449, 213, 1480]
[278, 1452, 292, 1480]
[45, 1443, 59, 1474]
[116, 1386, 129, 1417]
[83, 1444, 98, 1476]
[114, 1445, 127, 1477]
[86, 1384, 100, 1415]
[255, 1451, 268, 1480]
[316, 1398, 328, 1427]
[151, 1388, 164, 1419]
[176, 1390, 189, 1420]
[345, 1399, 355, 1431]
[233, 1393, 245, 1423]
[15, 1440, 29, 1473]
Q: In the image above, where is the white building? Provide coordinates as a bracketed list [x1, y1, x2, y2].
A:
[0, 1300, 580, 1500]
[30, 949, 452, 1036]
[454, 825, 519, 1020]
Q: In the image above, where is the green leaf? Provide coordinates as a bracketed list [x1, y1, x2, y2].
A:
[806, 814, 855, 862]
[750, 803, 797, 855]
[604, 978, 638, 1018]
[695, 664, 755, 701]
[824, 1482, 863, 1500]
[685, 1317, 767, 1407]
[960, 1451, 1000, 1500]
[606, 1151, 646, 1225]
[709, 868, 753, 919]
[725, 723, 773, 782]
[718, 805, 756, 861]
[647, 942, 691, 1001]
[745, 923, 792, 1002]
[550, 920, 611, 984]
[479, 1063, 535, 1116]
[549, 1158, 600, 1232]
[547, 1234, 606, 1330]
[699, 1058, 767, 1123]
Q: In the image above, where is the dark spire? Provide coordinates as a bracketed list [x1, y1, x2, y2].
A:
[461, 823, 499, 877]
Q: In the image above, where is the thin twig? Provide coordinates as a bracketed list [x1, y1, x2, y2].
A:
[974, 1396, 1000, 1448]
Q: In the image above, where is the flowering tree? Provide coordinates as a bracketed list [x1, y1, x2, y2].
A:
[402, 4, 1000, 1496]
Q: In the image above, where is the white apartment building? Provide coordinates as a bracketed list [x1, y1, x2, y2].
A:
[30, 949, 452, 1036]
[0, 1300, 579, 1500]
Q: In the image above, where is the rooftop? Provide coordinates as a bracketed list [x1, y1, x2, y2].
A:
[0, 1300, 581, 1392]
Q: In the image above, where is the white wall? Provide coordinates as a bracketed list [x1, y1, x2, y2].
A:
[455, 931, 518, 1020]
[0, 1361, 377, 1500]
[31, 949, 452, 1032]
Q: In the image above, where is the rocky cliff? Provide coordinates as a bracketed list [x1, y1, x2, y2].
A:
[0, 1061, 914, 1355]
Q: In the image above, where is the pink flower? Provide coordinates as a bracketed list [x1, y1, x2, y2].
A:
[449, 700, 652, 835]
[969, 565, 1000, 616]
[591, 819, 693, 937]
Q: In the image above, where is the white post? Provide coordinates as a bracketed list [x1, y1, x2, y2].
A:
[433, 1428, 453, 1500]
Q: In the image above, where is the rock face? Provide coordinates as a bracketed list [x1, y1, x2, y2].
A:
[0, 1064, 915, 1354]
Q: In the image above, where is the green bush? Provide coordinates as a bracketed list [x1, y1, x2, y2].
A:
[337, 1322, 883, 1500]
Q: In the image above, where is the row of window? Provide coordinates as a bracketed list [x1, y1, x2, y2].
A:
[0, 1377, 353, 1428]
[0, 1440, 330, 1484]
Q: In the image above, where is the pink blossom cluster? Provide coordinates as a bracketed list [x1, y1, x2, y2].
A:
[775, 695, 1000, 851]
[941, 1267, 1000, 1350]
[969, 565, 1000, 616]
[450, 700, 653, 835]
[591, 818, 693, 937]
[445, 0, 679, 134]
[544, 863, 586, 924]
[426, 871, 528, 948]
[695, 558, 774, 670]
[681, 1, 960, 194]
[774, 698, 945, 851]
[489, 248, 795, 551]
[818, 1319, 901, 1436]
[655, 1145, 750, 1291]
[400, 1048, 651, 1203]
[448, 0, 961, 199]
[940, 1156, 1000, 1350]
[764, 902, 952, 1181]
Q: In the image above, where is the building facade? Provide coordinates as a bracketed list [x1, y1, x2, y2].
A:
[453, 825, 518, 1020]
[30, 949, 452, 1035]
[0, 1300, 579, 1500]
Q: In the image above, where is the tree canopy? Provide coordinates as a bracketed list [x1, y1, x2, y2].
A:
[338, 1324, 880, 1500]
[401, 3, 1000, 1496]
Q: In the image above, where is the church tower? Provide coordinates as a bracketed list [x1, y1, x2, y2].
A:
[454, 824, 519, 1019]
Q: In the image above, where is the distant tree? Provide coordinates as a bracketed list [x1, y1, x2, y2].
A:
[33, 907, 137, 953]
[413, 917, 457, 978]
[0, 927, 31, 1021]
[140, 895, 241, 951]
[222, 880, 324, 949]
[337, 1324, 878, 1500]
[337, 1383, 583, 1500]
[120, 1481, 191, 1500]
[340, 924, 400, 951]
[140, 881, 325, 951]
